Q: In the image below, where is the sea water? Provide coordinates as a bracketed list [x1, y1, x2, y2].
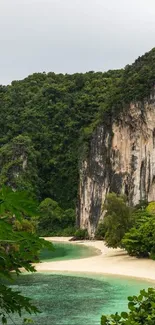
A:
[8, 272, 154, 325]
[7, 243, 154, 325]
[39, 241, 99, 261]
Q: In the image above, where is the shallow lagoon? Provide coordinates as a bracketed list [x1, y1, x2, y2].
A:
[9, 272, 154, 325]
[8, 242, 155, 325]
[39, 241, 99, 261]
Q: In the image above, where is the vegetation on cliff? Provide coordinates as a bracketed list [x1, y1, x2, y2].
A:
[0, 69, 122, 211]
[0, 48, 155, 234]
[0, 48, 155, 324]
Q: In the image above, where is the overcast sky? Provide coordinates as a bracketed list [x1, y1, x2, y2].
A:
[0, 0, 155, 84]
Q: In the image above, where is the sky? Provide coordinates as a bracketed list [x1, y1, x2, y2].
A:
[0, 0, 155, 84]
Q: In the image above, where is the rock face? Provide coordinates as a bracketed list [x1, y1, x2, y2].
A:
[78, 91, 155, 237]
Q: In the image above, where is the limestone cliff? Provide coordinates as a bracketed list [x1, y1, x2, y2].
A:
[78, 89, 155, 236]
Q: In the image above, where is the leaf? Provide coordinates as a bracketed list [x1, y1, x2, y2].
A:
[0, 187, 53, 323]
[128, 302, 136, 311]
[128, 296, 134, 301]
[2, 316, 7, 324]
[121, 311, 128, 319]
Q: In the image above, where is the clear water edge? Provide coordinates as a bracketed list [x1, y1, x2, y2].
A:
[39, 241, 101, 262]
[7, 242, 155, 325]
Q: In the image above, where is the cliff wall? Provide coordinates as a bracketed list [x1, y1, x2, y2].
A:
[78, 91, 155, 236]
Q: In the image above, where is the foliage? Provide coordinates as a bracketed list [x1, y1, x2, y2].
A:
[0, 70, 123, 210]
[130, 209, 151, 227]
[60, 226, 76, 236]
[146, 202, 155, 216]
[121, 201, 155, 259]
[13, 218, 37, 234]
[0, 48, 154, 231]
[0, 135, 39, 198]
[0, 186, 53, 324]
[135, 200, 148, 210]
[73, 228, 88, 240]
[103, 193, 133, 248]
[95, 222, 107, 240]
[101, 288, 155, 325]
[2, 49, 154, 211]
[121, 48, 155, 102]
[38, 198, 76, 236]
[122, 215, 155, 258]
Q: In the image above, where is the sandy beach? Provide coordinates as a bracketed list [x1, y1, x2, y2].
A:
[35, 237, 155, 281]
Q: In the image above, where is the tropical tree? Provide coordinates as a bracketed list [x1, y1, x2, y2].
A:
[0, 186, 53, 324]
[122, 214, 155, 259]
[103, 193, 133, 248]
[38, 198, 75, 236]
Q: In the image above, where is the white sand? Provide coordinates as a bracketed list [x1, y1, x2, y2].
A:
[35, 237, 155, 282]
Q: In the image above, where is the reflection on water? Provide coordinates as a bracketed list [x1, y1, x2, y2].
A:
[8, 273, 154, 325]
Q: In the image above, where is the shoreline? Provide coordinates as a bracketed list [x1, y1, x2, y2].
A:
[35, 237, 155, 282]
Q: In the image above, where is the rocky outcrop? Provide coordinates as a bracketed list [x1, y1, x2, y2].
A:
[78, 89, 155, 237]
[0, 135, 38, 192]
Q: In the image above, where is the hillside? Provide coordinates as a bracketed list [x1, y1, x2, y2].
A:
[0, 70, 122, 208]
[0, 48, 155, 213]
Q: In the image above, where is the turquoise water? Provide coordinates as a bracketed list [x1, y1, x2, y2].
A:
[8, 272, 154, 325]
[6, 243, 155, 325]
[40, 241, 99, 261]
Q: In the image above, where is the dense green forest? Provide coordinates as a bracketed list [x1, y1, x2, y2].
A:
[1, 48, 155, 324]
[0, 69, 122, 207]
[0, 48, 155, 234]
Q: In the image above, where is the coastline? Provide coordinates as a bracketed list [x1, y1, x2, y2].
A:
[35, 237, 155, 282]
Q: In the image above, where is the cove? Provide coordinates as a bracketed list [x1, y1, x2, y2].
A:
[8, 272, 154, 325]
[40, 241, 99, 261]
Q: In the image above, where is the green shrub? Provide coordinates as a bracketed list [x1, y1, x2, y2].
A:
[101, 288, 155, 325]
[134, 199, 148, 210]
[103, 193, 133, 248]
[146, 202, 155, 216]
[150, 250, 155, 260]
[122, 227, 149, 257]
[61, 226, 76, 236]
[122, 217, 155, 258]
[74, 228, 88, 240]
[38, 198, 76, 236]
[95, 222, 107, 240]
[132, 209, 152, 228]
